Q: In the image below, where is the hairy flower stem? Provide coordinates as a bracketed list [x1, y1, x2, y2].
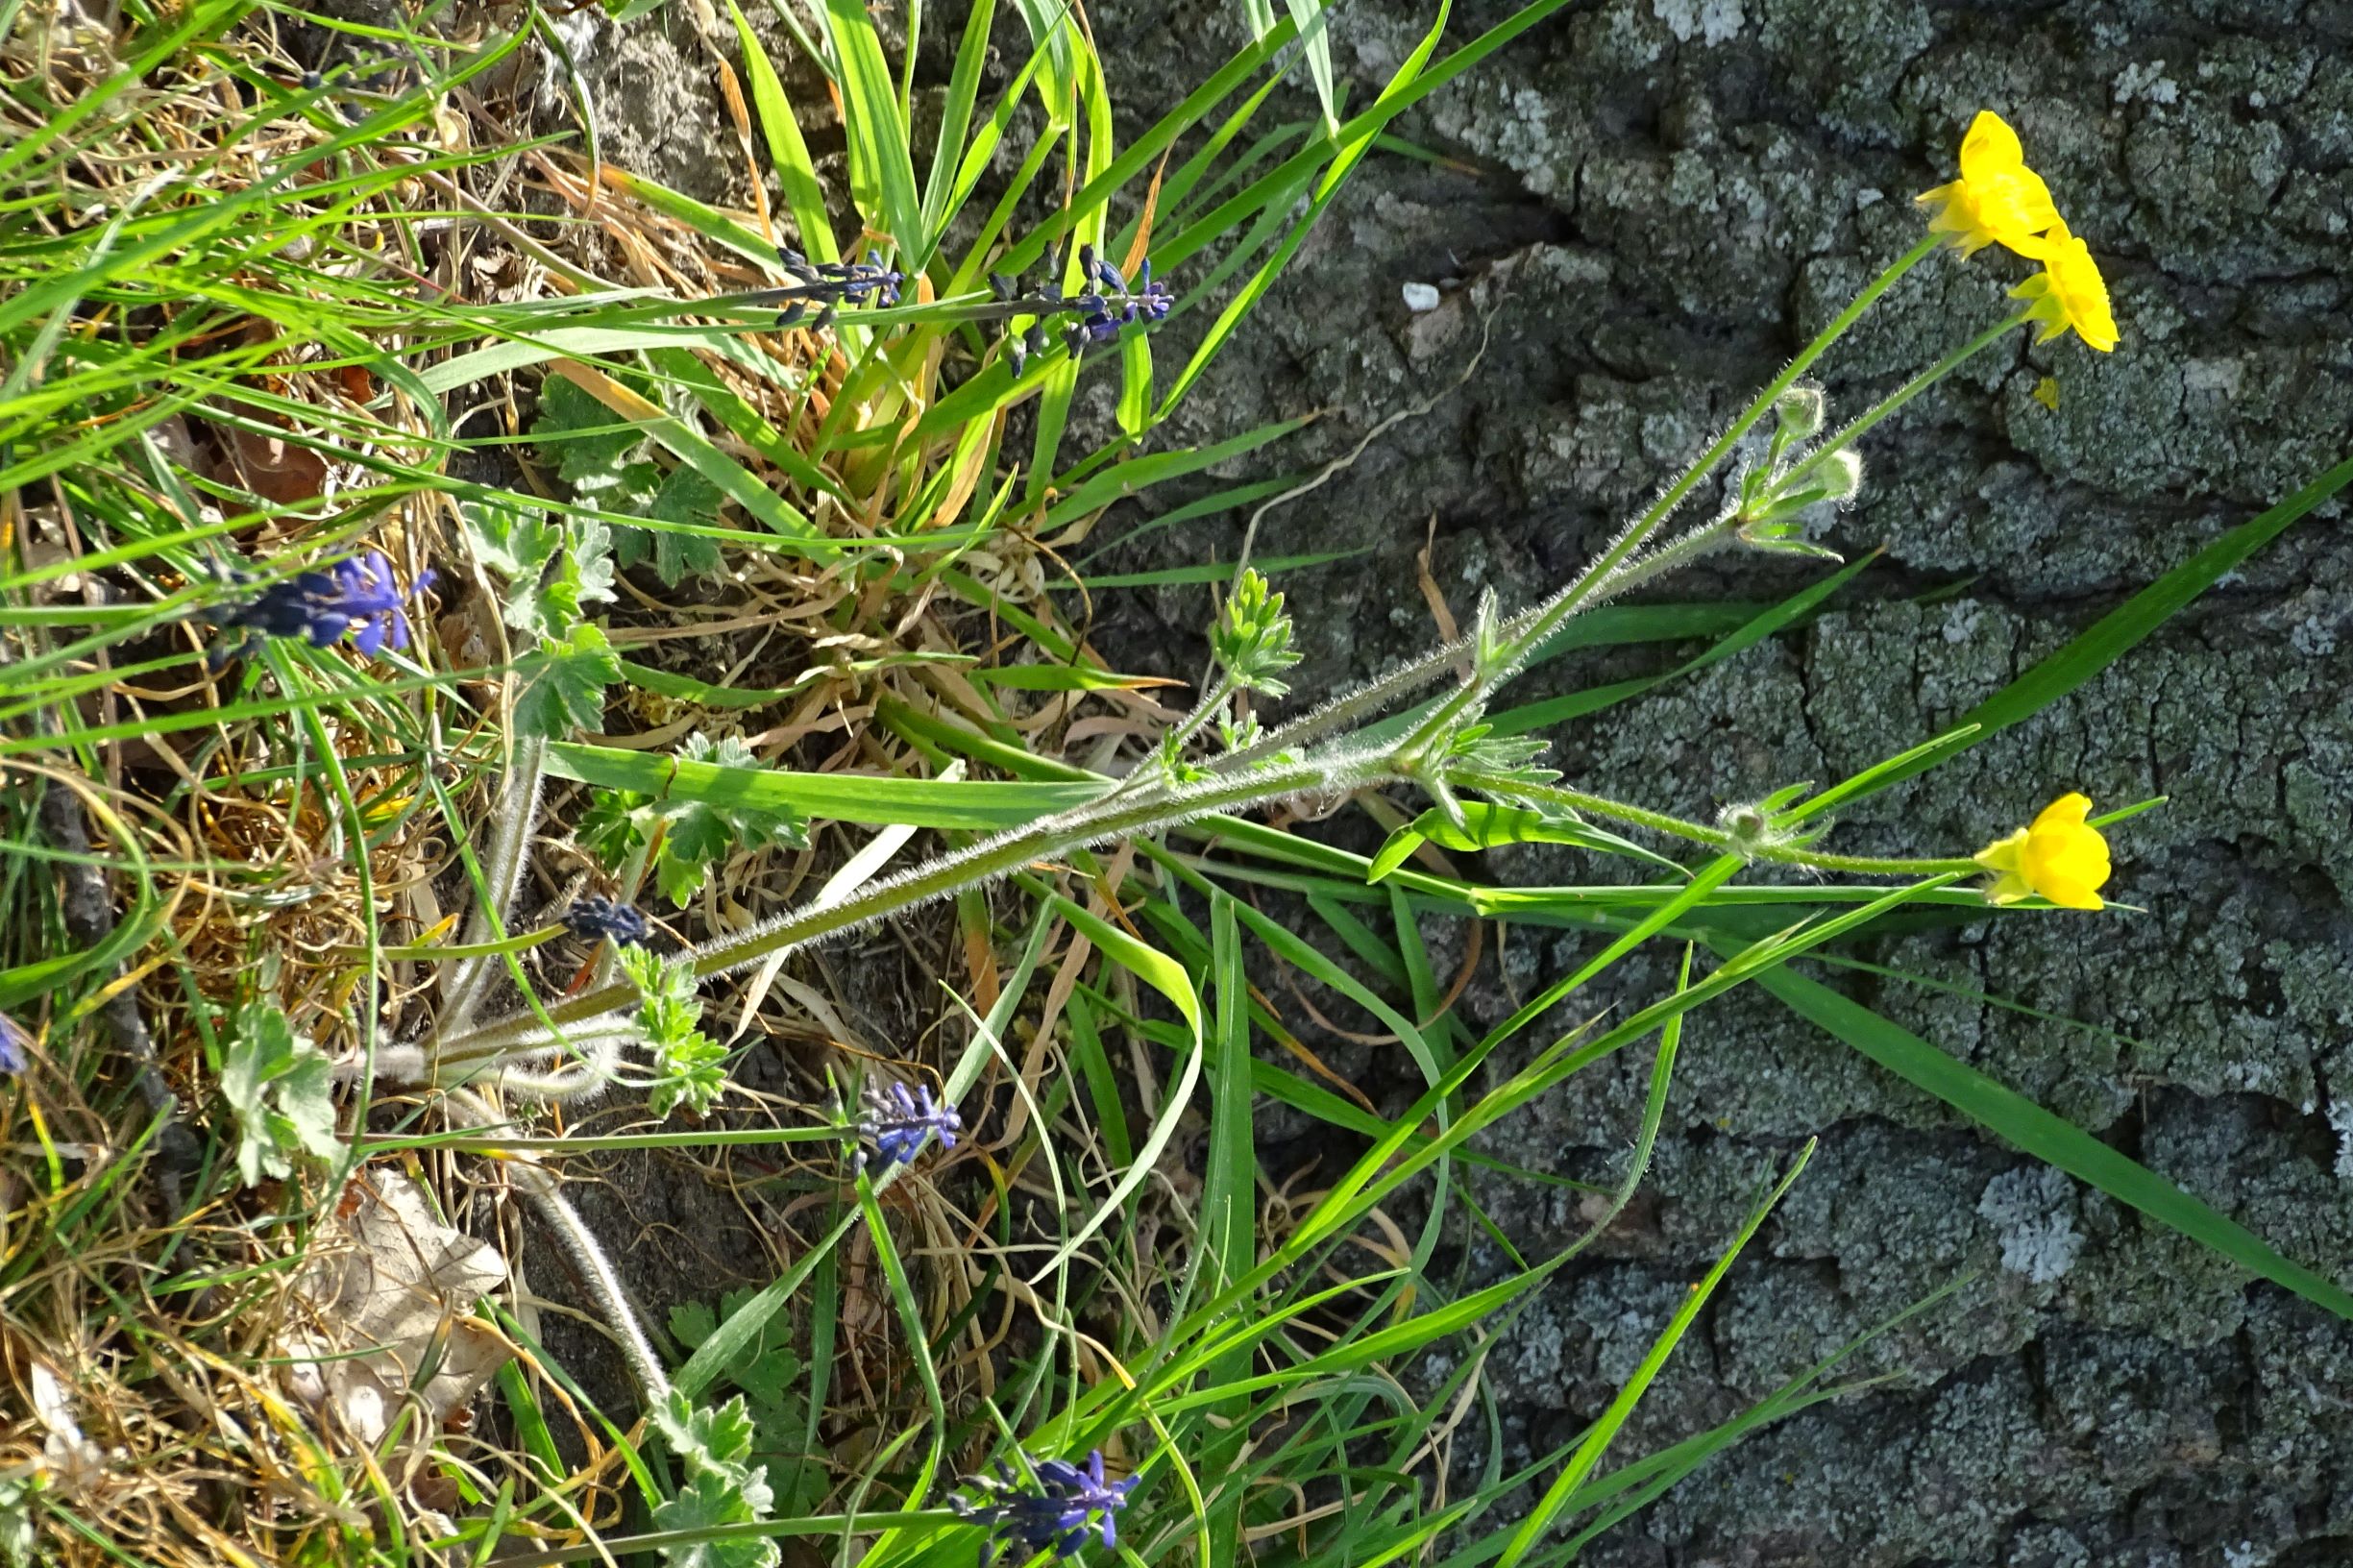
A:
[443, 1089, 672, 1405]
[1393, 234, 1949, 759]
[442, 735, 547, 1035]
[1087, 672, 1246, 813]
[429, 752, 1384, 1061]
[1607, 232, 1942, 572]
[1158, 673, 1244, 759]
[1451, 772, 1982, 876]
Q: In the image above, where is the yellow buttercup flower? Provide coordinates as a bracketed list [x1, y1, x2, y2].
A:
[1974, 793, 2113, 910]
[2011, 220, 2120, 352]
[1915, 110, 2063, 258]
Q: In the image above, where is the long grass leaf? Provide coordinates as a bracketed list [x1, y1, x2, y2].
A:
[729, 0, 839, 262]
[1026, 895, 1203, 1281]
[1497, 1143, 1814, 1567]
[1821, 452, 2353, 808]
[542, 742, 1102, 827]
[1755, 963, 2353, 1321]
[822, 0, 924, 258]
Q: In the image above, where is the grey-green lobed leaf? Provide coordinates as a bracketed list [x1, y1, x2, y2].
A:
[513, 623, 621, 740]
[219, 997, 341, 1188]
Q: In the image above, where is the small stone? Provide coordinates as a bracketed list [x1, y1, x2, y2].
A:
[1400, 281, 1441, 312]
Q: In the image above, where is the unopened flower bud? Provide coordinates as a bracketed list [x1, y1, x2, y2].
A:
[1775, 384, 1827, 441]
[1818, 449, 1864, 502]
[1719, 802, 1772, 845]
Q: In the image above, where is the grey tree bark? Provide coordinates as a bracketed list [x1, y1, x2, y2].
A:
[1082, 4, 2353, 1563]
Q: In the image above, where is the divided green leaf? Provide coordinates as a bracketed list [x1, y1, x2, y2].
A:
[651, 1390, 778, 1568]
[532, 372, 729, 586]
[218, 996, 340, 1188]
[620, 945, 728, 1116]
[580, 733, 811, 905]
[669, 1287, 805, 1418]
[460, 501, 616, 639]
[512, 622, 620, 740]
[535, 372, 660, 504]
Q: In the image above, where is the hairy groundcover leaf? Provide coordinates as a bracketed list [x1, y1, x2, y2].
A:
[219, 997, 340, 1187]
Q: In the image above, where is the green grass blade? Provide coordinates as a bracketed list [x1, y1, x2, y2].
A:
[1202, 894, 1257, 1568]
[821, 0, 924, 258]
[993, 17, 1295, 277]
[729, 0, 839, 262]
[1043, 410, 1311, 527]
[1822, 451, 2353, 809]
[1065, 992, 1133, 1166]
[1497, 1141, 1813, 1567]
[1157, 4, 1444, 414]
[1285, 0, 1339, 132]
[1754, 962, 2353, 1322]
[1490, 551, 1873, 735]
[1025, 894, 1204, 1281]
[542, 742, 1102, 827]
[855, 1173, 947, 1459]
[920, 0, 998, 254]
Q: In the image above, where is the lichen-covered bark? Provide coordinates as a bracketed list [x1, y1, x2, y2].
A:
[1084, 3, 2353, 1562]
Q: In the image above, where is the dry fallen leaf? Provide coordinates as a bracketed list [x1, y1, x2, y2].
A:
[279, 1170, 510, 1457]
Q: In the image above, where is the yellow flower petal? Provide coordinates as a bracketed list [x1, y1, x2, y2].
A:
[2011, 221, 2120, 352]
[1957, 110, 2026, 179]
[1975, 793, 2114, 910]
[1915, 110, 2063, 259]
[1972, 826, 2035, 905]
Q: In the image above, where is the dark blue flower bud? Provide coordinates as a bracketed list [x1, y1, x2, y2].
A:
[0, 1012, 31, 1075]
[558, 897, 653, 947]
[951, 1449, 1136, 1563]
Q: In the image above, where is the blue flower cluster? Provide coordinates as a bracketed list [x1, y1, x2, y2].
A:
[0, 1012, 30, 1075]
[213, 550, 431, 665]
[1061, 244, 1173, 352]
[855, 1079, 963, 1171]
[951, 1450, 1136, 1565]
[558, 897, 653, 947]
[992, 246, 1175, 372]
[806, 257, 903, 305]
[751, 250, 903, 331]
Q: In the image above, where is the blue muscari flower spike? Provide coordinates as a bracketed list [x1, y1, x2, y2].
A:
[951, 1449, 1136, 1565]
[558, 896, 653, 947]
[1060, 247, 1172, 355]
[0, 1012, 31, 1075]
[760, 250, 903, 319]
[813, 258, 902, 306]
[213, 550, 433, 665]
[997, 253, 1173, 372]
[855, 1079, 962, 1171]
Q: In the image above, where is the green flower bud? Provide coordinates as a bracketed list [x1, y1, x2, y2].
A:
[1719, 801, 1773, 846]
[1818, 449, 1864, 502]
[1775, 384, 1827, 442]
